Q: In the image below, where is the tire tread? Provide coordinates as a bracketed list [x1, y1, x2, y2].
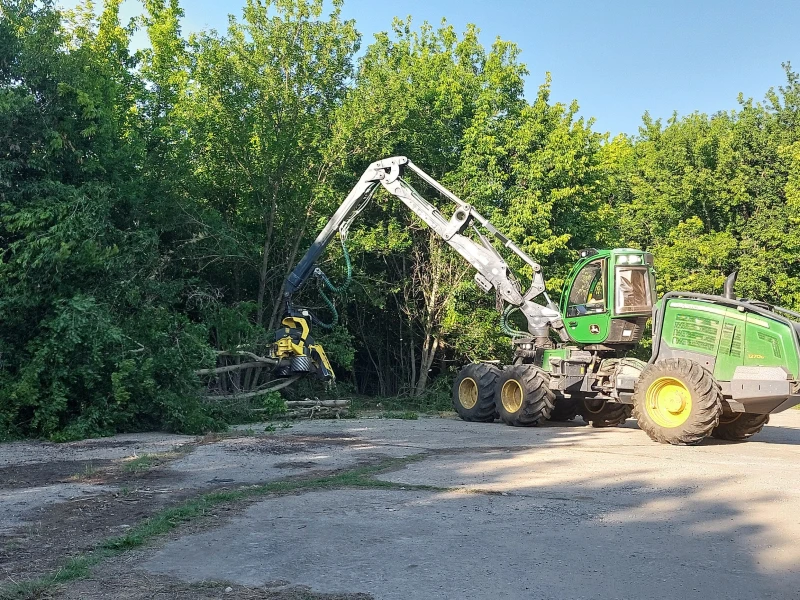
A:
[712, 414, 769, 441]
[580, 400, 632, 428]
[452, 363, 500, 422]
[495, 365, 555, 427]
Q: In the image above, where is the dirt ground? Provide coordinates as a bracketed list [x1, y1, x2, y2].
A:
[2, 412, 800, 600]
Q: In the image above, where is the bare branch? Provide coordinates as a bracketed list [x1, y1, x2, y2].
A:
[214, 350, 278, 364]
[202, 376, 300, 401]
[195, 361, 267, 376]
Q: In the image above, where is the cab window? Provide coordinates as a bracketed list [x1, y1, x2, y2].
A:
[615, 266, 654, 314]
[567, 260, 607, 317]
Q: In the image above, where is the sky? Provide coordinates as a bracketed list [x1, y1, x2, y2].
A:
[58, 0, 800, 136]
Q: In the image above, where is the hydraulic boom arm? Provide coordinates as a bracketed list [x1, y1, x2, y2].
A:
[284, 156, 566, 341]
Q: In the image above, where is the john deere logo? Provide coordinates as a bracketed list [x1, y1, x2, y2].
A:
[590, 324, 600, 335]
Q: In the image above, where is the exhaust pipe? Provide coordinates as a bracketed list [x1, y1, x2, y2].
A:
[724, 271, 738, 300]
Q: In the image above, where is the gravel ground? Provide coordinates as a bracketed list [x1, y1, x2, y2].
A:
[0, 433, 193, 468]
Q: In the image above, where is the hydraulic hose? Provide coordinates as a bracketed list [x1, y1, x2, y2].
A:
[317, 237, 352, 294]
[315, 286, 338, 329]
[313, 237, 352, 329]
[501, 305, 527, 338]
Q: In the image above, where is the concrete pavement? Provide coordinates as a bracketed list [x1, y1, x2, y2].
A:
[140, 412, 800, 599]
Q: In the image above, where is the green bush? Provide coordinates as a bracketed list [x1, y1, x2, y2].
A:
[261, 391, 288, 419]
[0, 295, 224, 440]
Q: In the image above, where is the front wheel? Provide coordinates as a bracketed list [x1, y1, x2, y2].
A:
[633, 358, 722, 445]
[494, 365, 555, 426]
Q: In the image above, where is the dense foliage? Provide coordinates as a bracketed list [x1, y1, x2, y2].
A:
[1, 0, 798, 439]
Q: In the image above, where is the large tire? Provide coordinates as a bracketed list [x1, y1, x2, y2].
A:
[549, 398, 580, 422]
[579, 398, 632, 428]
[452, 363, 500, 422]
[633, 358, 722, 445]
[494, 365, 555, 426]
[712, 413, 770, 441]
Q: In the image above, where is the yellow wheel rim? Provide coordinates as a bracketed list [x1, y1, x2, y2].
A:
[646, 377, 692, 428]
[458, 377, 479, 410]
[501, 379, 524, 414]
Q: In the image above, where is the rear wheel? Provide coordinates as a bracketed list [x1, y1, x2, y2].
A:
[494, 365, 555, 426]
[579, 398, 632, 427]
[712, 413, 769, 441]
[633, 358, 722, 445]
[452, 363, 500, 422]
[549, 398, 580, 422]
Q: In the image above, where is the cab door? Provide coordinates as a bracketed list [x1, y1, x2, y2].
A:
[564, 258, 611, 344]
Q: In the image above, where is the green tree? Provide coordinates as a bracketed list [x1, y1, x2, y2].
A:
[0, 0, 218, 439]
[178, 0, 360, 332]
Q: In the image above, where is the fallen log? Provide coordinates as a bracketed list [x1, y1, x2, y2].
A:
[249, 397, 351, 419]
[282, 406, 348, 419]
[285, 399, 350, 408]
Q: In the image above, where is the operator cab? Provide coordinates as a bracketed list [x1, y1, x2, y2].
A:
[560, 249, 655, 346]
[565, 258, 606, 317]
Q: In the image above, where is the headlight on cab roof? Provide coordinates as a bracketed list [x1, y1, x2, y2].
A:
[617, 254, 643, 265]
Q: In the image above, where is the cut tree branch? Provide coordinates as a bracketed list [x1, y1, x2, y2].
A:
[202, 376, 300, 401]
[195, 361, 266, 376]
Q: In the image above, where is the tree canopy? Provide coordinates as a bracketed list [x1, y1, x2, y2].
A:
[1, 0, 798, 439]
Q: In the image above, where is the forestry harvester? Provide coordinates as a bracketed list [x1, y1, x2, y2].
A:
[270, 157, 800, 445]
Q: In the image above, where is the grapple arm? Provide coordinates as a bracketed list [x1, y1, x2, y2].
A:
[377, 157, 566, 339]
[278, 156, 568, 384]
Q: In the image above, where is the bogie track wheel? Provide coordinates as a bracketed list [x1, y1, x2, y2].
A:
[494, 365, 555, 426]
[711, 413, 769, 441]
[452, 363, 500, 422]
[633, 358, 722, 445]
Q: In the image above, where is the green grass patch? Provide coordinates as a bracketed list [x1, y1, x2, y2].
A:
[123, 454, 156, 473]
[0, 552, 110, 600]
[103, 455, 438, 553]
[378, 410, 419, 420]
[0, 454, 438, 600]
[105, 455, 440, 552]
[122, 447, 189, 473]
